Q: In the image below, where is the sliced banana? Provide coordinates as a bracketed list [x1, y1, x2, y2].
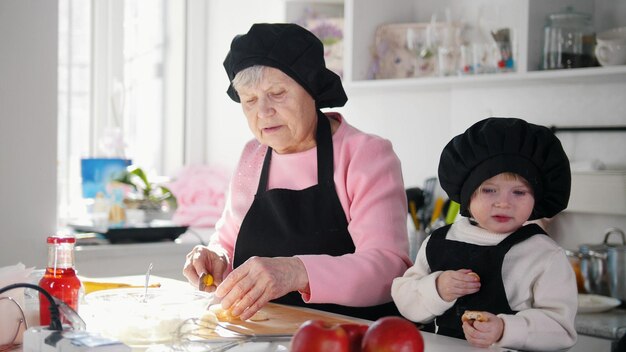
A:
[208, 303, 238, 322]
[249, 310, 269, 322]
[199, 310, 219, 327]
[208, 303, 269, 322]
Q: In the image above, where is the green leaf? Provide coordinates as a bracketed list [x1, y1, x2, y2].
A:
[129, 167, 151, 193]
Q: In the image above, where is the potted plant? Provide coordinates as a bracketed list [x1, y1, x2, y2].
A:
[113, 166, 177, 221]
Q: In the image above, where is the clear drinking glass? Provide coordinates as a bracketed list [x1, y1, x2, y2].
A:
[0, 296, 27, 349]
[24, 269, 45, 328]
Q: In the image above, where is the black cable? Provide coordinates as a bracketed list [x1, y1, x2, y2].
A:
[0, 283, 63, 331]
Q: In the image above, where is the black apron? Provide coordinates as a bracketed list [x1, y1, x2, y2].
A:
[423, 223, 546, 339]
[233, 111, 399, 321]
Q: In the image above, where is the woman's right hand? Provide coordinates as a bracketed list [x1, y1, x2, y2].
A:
[435, 269, 481, 302]
[183, 245, 229, 292]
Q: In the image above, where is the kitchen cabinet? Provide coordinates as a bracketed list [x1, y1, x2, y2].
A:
[286, 0, 626, 89]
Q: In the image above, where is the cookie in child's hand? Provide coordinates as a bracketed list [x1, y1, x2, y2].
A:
[462, 310, 488, 323]
[468, 272, 480, 281]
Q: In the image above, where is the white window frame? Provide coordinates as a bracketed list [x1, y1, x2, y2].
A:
[57, 0, 210, 222]
[183, 0, 209, 166]
[90, 0, 193, 175]
[89, 0, 208, 173]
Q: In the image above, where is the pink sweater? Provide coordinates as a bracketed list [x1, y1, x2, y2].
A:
[210, 113, 411, 306]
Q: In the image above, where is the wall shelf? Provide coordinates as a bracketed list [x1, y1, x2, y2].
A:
[284, 0, 626, 91]
[344, 65, 626, 92]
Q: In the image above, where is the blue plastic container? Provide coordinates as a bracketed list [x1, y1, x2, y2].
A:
[81, 158, 131, 198]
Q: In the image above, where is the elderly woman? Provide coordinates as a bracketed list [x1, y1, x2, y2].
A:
[183, 23, 410, 320]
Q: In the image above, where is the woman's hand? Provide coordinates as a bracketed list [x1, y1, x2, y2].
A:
[435, 269, 481, 302]
[462, 312, 504, 348]
[215, 256, 309, 321]
[183, 245, 229, 292]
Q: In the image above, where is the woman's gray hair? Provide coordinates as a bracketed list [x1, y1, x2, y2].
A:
[232, 65, 265, 92]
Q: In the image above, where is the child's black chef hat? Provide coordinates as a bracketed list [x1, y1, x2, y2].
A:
[438, 117, 571, 220]
[223, 23, 347, 109]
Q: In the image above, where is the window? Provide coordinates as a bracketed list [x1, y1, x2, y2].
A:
[57, 0, 190, 222]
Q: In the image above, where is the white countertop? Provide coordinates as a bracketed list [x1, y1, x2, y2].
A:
[74, 275, 507, 352]
[179, 332, 513, 352]
[576, 308, 626, 340]
[80, 277, 511, 352]
[13, 275, 512, 352]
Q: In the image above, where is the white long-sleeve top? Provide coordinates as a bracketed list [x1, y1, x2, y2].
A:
[391, 218, 578, 351]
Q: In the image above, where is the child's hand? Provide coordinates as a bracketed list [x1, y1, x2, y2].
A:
[435, 269, 481, 302]
[461, 311, 504, 348]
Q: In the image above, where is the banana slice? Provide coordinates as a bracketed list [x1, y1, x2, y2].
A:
[249, 310, 269, 322]
[184, 311, 219, 338]
[208, 303, 269, 322]
[199, 310, 219, 328]
[209, 303, 238, 322]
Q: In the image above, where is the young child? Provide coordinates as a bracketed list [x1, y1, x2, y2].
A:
[392, 117, 577, 351]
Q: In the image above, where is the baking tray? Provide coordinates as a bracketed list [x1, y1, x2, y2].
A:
[69, 220, 188, 244]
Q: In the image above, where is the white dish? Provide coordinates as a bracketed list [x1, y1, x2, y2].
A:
[577, 294, 621, 313]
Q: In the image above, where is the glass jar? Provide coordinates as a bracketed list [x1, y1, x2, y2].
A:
[542, 8, 597, 69]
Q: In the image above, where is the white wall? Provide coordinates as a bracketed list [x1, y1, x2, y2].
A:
[0, 0, 58, 268]
[341, 82, 626, 250]
[205, 0, 286, 168]
[0, 0, 623, 269]
[351, 81, 626, 188]
[202, 1, 626, 250]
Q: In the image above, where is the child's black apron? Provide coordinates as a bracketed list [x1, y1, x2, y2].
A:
[423, 223, 546, 339]
[233, 111, 399, 320]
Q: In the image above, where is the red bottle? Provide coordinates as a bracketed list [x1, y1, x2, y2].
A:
[39, 235, 82, 326]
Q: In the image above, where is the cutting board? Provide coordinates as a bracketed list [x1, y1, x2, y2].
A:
[214, 303, 370, 336]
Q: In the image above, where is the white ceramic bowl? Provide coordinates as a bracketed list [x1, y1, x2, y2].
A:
[83, 288, 212, 346]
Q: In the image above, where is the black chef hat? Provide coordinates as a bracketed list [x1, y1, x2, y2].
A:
[438, 117, 571, 220]
[223, 23, 347, 109]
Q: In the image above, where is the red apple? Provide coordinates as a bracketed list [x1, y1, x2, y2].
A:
[340, 323, 370, 352]
[362, 316, 424, 352]
[291, 319, 350, 352]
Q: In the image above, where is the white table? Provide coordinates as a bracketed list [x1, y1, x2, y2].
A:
[149, 331, 513, 352]
[14, 276, 513, 351]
